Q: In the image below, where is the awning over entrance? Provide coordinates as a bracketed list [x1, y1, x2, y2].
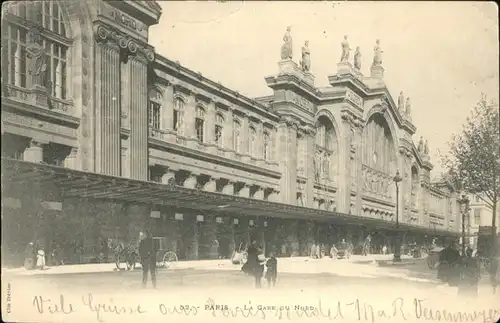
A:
[1, 158, 458, 237]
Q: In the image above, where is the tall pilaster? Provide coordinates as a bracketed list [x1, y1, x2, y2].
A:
[241, 113, 250, 159]
[185, 94, 197, 147]
[277, 116, 298, 204]
[206, 100, 216, 153]
[94, 32, 121, 176]
[337, 120, 351, 213]
[162, 84, 174, 129]
[129, 56, 149, 180]
[224, 108, 235, 158]
[304, 126, 316, 208]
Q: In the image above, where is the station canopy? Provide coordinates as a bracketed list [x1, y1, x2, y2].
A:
[1, 158, 458, 237]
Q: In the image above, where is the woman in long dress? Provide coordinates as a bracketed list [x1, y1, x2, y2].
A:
[36, 249, 46, 270]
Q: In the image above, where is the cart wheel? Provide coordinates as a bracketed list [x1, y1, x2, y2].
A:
[163, 251, 178, 269]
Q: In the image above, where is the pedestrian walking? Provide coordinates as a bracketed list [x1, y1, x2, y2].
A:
[139, 230, 157, 288]
[36, 248, 46, 270]
[310, 243, 316, 259]
[437, 241, 461, 286]
[382, 245, 388, 255]
[489, 257, 498, 294]
[24, 242, 35, 270]
[265, 252, 278, 288]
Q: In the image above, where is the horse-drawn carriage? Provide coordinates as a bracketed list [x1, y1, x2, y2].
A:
[112, 237, 178, 271]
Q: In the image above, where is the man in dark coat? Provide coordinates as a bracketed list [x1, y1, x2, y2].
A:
[139, 230, 157, 288]
[438, 241, 461, 285]
[458, 248, 480, 297]
[242, 240, 264, 288]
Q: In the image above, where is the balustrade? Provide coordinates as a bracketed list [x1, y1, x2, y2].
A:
[5, 84, 74, 115]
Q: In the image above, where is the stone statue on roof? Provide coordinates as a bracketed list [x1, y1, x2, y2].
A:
[418, 136, 424, 152]
[281, 26, 293, 60]
[424, 140, 429, 155]
[300, 40, 311, 72]
[398, 91, 405, 112]
[372, 39, 383, 67]
[405, 97, 412, 120]
[340, 35, 351, 63]
[353, 46, 361, 70]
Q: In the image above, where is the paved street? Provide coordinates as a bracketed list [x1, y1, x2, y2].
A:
[2, 257, 499, 323]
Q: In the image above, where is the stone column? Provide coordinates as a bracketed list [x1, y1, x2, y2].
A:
[94, 26, 121, 176]
[187, 217, 199, 260]
[128, 56, 149, 180]
[203, 177, 217, 192]
[24, 140, 44, 163]
[120, 59, 130, 129]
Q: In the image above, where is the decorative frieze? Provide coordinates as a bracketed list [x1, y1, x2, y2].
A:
[345, 89, 363, 110]
[94, 22, 155, 63]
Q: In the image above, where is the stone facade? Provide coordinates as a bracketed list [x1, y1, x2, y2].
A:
[1, 1, 459, 264]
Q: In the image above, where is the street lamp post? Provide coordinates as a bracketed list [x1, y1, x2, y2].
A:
[393, 170, 403, 262]
[457, 193, 470, 256]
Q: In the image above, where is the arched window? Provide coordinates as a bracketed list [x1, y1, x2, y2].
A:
[5, 2, 70, 99]
[233, 119, 241, 153]
[249, 126, 256, 157]
[195, 106, 205, 143]
[148, 89, 162, 130]
[173, 97, 185, 134]
[263, 132, 271, 160]
[215, 113, 224, 148]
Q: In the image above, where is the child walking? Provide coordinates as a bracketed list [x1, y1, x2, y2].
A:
[265, 252, 278, 288]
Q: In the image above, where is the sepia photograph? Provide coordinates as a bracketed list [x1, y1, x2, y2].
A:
[1, 1, 499, 322]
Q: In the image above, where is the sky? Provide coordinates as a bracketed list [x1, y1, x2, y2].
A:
[149, 1, 499, 174]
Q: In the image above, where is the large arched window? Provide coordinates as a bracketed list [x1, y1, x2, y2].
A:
[5, 2, 70, 99]
[263, 132, 271, 161]
[215, 113, 224, 148]
[249, 126, 256, 157]
[195, 106, 205, 143]
[314, 115, 337, 182]
[233, 119, 241, 153]
[362, 114, 395, 174]
[173, 97, 185, 134]
[148, 89, 162, 130]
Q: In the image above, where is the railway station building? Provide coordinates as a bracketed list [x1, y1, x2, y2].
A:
[1, 0, 460, 266]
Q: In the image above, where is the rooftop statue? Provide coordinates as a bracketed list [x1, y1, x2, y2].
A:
[372, 39, 383, 67]
[405, 97, 412, 120]
[353, 46, 361, 70]
[340, 35, 351, 63]
[398, 91, 405, 112]
[424, 140, 429, 155]
[281, 26, 293, 60]
[418, 136, 424, 152]
[300, 41, 311, 72]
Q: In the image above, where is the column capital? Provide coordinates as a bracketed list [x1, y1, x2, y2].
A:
[30, 139, 47, 147]
[93, 22, 155, 63]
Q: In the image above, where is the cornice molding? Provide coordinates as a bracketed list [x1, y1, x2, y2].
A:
[93, 22, 155, 63]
